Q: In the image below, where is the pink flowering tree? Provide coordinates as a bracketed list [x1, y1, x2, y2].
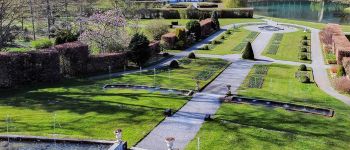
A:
[79, 9, 131, 53]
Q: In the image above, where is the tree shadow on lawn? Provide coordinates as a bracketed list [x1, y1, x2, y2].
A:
[0, 89, 188, 115]
[215, 105, 350, 144]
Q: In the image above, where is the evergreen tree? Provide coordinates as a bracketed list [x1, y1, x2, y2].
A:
[128, 33, 151, 67]
[211, 11, 220, 30]
[242, 42, 255, 60]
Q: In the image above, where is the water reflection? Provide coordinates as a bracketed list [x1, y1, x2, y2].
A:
[248, 1, 350, 24]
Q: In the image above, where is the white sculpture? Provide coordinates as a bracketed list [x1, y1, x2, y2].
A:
[115, 129, 122, 143]
[165, 137, 175, 150]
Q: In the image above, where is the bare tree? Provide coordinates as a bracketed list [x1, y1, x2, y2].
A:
[0, 0, 23, 50]
[28, 0, 36, 40]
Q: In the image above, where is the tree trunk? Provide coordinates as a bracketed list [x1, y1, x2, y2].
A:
[28, 0, 36, 40]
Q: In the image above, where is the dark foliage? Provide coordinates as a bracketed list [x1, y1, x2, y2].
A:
[186, 20, 201, 40]
[128, 33, 151, 67]
[242, 42, 254, 60]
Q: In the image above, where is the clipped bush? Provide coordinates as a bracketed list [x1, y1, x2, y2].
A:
[300, 75, 310, 83]
[175, 28, 186, 39]
[300, 47, 308, 52]
[242, 42, 254, 60]
[211, 40, 221, 45]
[170, 60, 180, 68]
[186, 20, 201, 40]
[302, 41, 308, 46]
[225, 30, 231, 35]
[171, 21, 178, 25]
[188, 52, 196, 59]
[220, 35, 225, 40]
[303, 35, 308, 40]
[199, 45, 209, 50]
[300, 53, 308, 60]
[163, 52, 170, 57]
[333, 77, 350, 93]
[31, 38, 53, 49]
[175, 40, 186, 49]
[299, 64, 307, 71]
[337, 65, 346, 77]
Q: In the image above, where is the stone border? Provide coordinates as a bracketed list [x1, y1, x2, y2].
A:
[0, 135, 114, 145]
[224, 96, 335, 117]
[103, 84, 194, 96]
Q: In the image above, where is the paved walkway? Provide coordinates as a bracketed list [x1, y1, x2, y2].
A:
[135, 59, 256, 150]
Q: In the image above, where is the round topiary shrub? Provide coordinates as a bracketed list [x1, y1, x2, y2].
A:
[163, 52, 170, 57]
[225, 30, 231, 35]
[220, 36, 225, 40]
[242, 42, 255, 60]
[300, 47, 307, 52]
[299, 64, 307, 71]
[300, 54, 308, 60]
[201, 45, 209, 50]
[300, 75, 310, 83]
[302, 41, 308, 46]
[188, 52, 196, 59]
[170, 60, 180, 68]
[303, 35, 308, 40]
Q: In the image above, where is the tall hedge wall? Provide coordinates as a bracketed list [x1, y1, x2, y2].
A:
[140, 8, 254, 19]
[87, 53, 128, 74]
[0, 49, 60, 88]
[54, 41, 89, 77]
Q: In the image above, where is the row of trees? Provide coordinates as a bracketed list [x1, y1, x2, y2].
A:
[0, 0, 148, 51]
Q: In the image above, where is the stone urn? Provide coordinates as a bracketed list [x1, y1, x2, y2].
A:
[165, 137, 175, 150]
[115, 129, 122, 143]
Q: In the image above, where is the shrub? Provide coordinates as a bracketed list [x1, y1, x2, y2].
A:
[188, 52, 196, 59]
[163, 52, 170, 57]
[200, 45, 209, 50]
[300, 47, 308, 52]
[225, 30, 231, 35]
[299, 64, 307, 71]
[171, 21, 178, 25]
[337, 65, 346, 77]
[211, 11, 220, 30]
[127, 33, 151, 67]
[300, 75, 310, 83]
[211, 40, 221, 45]
[303, 35, 308, 40]
[170, 60, 180, 68]
[175, 40, 186, 49]
[146, 20, 170, 40]
[242, 42, 254, 60]
[300, 53, 308, 60]
[330, 66, 338, 74]
[220, 35, 225, 40]
[175, 28, 186, 40]
[31, 38, 53, 49]
[186, 20, 201, 40]
[302, 41, 308, 46]
[333, 77, 350, 93]
[55, 29, 79, 45]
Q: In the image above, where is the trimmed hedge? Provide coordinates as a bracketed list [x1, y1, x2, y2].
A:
[54, 41, 89, 77]
[140, 8, 253, 19]
[87, 53, 127, 74]
[0, 49, 60, 88]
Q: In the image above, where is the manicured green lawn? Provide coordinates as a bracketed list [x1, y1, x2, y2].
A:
[110, 57, 230, 90]
[139, 18, 263, 27]
[265, 16, 350, 32]
[263, 30, 311, 63]
[187, 64, 350, 149]
[196, 28, 258, 55]
[0, 57, 228, 147]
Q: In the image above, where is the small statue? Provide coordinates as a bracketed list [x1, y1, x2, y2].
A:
[115, 129, 122, 143]
[226, 84, 232, 96]
[165, 137, 175, 150]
